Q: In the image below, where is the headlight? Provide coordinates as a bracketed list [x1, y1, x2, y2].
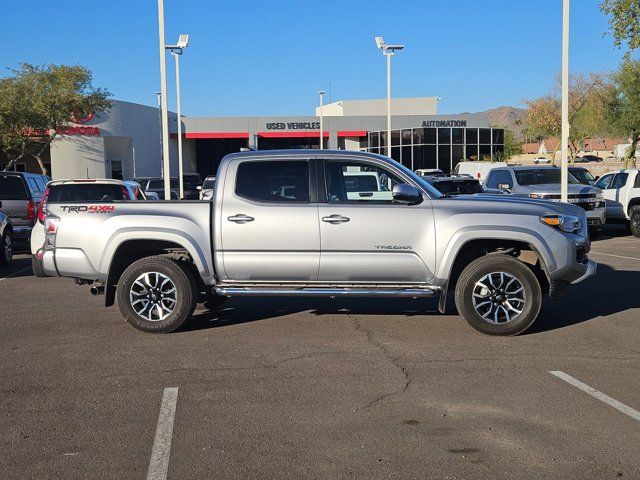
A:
[540, 214, 581, 233]
[595, 191, 604, 200]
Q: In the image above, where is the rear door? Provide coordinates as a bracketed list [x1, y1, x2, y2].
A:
[219, 157, 320, 282]
[0, 174, 31, 227]
[317, 158, 433, 283]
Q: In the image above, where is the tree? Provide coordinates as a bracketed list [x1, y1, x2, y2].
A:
[607, 59, 640, 168]
[0, 64, 111, 174]
[600, 0, 640, 56]
[523, 73, 612, 164]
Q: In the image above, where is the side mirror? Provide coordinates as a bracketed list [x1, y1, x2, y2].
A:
[392, 183, 422, 205]
[498, 183, 512, 192]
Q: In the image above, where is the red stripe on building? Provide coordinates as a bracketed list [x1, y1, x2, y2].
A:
[184, 132, 249, 139]
[337, 130, 367, 137]
[257, 131, 330, 138]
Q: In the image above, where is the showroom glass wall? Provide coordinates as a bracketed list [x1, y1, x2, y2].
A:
[365, 128, 504, 173]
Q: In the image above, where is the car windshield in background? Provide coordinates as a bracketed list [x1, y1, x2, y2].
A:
[202, 178, 215, 189]
[344, 175, 380, 192]
[0, 175, 28, 200]
[434, 180, 483, 195]
[183, 175, 202, 188]
[569, 169, 595, 184]
[48, 184, 129, 202]
[147, 179, 179, 189]
[514, 169, 578, 185]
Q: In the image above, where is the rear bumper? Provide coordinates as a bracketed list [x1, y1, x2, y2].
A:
[42, 247, 101, 279]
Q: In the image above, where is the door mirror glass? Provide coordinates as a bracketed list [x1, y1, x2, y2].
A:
[392, 183, 422, 205]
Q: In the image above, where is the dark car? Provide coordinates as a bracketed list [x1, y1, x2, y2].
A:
[182, 173, 202, 200]
[421, 175, 484, 196]
[139, 177, 180, 199]
[576, 155, 603, 163]
[0, 172, 49, 248]
[0, 205, 13, 266]
[568, 166, 596, 185]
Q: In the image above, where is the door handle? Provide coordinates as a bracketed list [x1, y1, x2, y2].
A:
[322, 214, 350, 224]
[228, 214, 254, 224]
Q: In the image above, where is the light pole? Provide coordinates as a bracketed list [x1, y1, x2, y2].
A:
[561, 0, 570, 203]
[318, 90, 325, 149]
[166, 34, 189, 199]
[156, 0, 171, 200]
[375, 36, 404, 158]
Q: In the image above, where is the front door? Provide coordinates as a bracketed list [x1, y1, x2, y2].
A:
[219, 158, 320, 282]
[596, 172, 627, 219]
[317, 159, 434, 283]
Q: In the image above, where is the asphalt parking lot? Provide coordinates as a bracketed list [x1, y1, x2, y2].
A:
[1, 226, 639, 480]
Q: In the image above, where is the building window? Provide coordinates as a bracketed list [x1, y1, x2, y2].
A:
[479, 128, 491, 144]
[369, 132, 379, 148]
[452, 128, 464, 144]
[438, 128, 451, 145]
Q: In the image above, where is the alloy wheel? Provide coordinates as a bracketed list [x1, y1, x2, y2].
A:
[472, 271, 526, 324]
[4, 234, 12, 263]
[129, 272, 177, 321]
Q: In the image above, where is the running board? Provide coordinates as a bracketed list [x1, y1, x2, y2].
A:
[214, 287, 439, 298]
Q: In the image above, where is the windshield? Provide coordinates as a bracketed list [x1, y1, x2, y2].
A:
[569, 169, 595, 185]
[433, 180, 483, 195]
[202, 177, 215, 189]
[147, 179, 179, 189]
[514, 169, 579, 186]
[183, 174, 202, 188]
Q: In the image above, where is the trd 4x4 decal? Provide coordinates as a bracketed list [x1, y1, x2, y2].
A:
[60, 205, 115, 213]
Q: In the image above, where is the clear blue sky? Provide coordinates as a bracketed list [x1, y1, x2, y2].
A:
[0, 0, 631, 116]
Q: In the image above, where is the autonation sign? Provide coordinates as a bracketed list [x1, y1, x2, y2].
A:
[422, 120, 467, 127]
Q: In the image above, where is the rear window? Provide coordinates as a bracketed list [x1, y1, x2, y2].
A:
[0, 175, 28, 200]
[48, 184, 129, 202]
[147, 179, 179, 189]
[434, 180, 483, 195]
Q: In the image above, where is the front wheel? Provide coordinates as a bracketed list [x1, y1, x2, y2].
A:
[630, 207, 640, 238]
[454, 254, 542, 336]
[116, 256, 197, 333]
[0, 230, 13, 267]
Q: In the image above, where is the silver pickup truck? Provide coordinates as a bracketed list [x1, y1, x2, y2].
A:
[40, 150, 596, 336]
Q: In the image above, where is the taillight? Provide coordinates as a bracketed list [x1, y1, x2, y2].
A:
[37, 188, 50, 224]
[121, 186, 131, 200]
[44, 214, 60, 248]
[27, 200, 36, 221]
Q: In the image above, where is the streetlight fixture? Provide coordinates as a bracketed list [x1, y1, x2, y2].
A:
[166, 34, 189, 199]
[156, 0, 171, 200]
[375, 36, 404, 158]
[318, 90, 325, 149]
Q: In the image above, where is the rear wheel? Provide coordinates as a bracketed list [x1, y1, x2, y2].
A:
[0, 230, 13, 267]
[454, 254, 542, 336]
[116, 256, 197, 333]
[630, 207, 640, 238]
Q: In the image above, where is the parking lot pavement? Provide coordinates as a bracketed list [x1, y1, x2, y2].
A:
[1, 229, 639, 480]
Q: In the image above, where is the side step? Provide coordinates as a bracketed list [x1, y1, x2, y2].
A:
[214, 287, 439, 298]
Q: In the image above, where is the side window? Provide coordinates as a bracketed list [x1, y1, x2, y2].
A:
[595, 174, 613, 190]
[484, 171, 499, 189]
[635, 173, 640, 189]
[611, 173, 629, 189]
[325, 161, 403, 203]
[28, 178, 40, 192]
[235, 160, 310, 203]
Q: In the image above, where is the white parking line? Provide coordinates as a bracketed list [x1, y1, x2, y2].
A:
[147, 387, 179, 480]
[0, 267, 32, 283]
[550, 371, 640, 422]
[589, 252, 640, 262]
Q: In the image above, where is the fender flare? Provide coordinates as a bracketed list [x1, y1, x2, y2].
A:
[435, 225, 555, 283]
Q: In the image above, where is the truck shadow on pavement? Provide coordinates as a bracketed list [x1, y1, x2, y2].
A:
[0, 257, 32, 279]
[183, 263, 639, 334]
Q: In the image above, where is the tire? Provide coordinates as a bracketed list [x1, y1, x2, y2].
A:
[454, 254, 542, 336]
[0, 230, 13, 267]
[32, 254, 45, 277]
[630, 207, 640, 238]
[116, 256, 197, 333]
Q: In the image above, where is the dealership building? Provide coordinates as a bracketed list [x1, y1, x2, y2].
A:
[4, 97, 504, 179]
